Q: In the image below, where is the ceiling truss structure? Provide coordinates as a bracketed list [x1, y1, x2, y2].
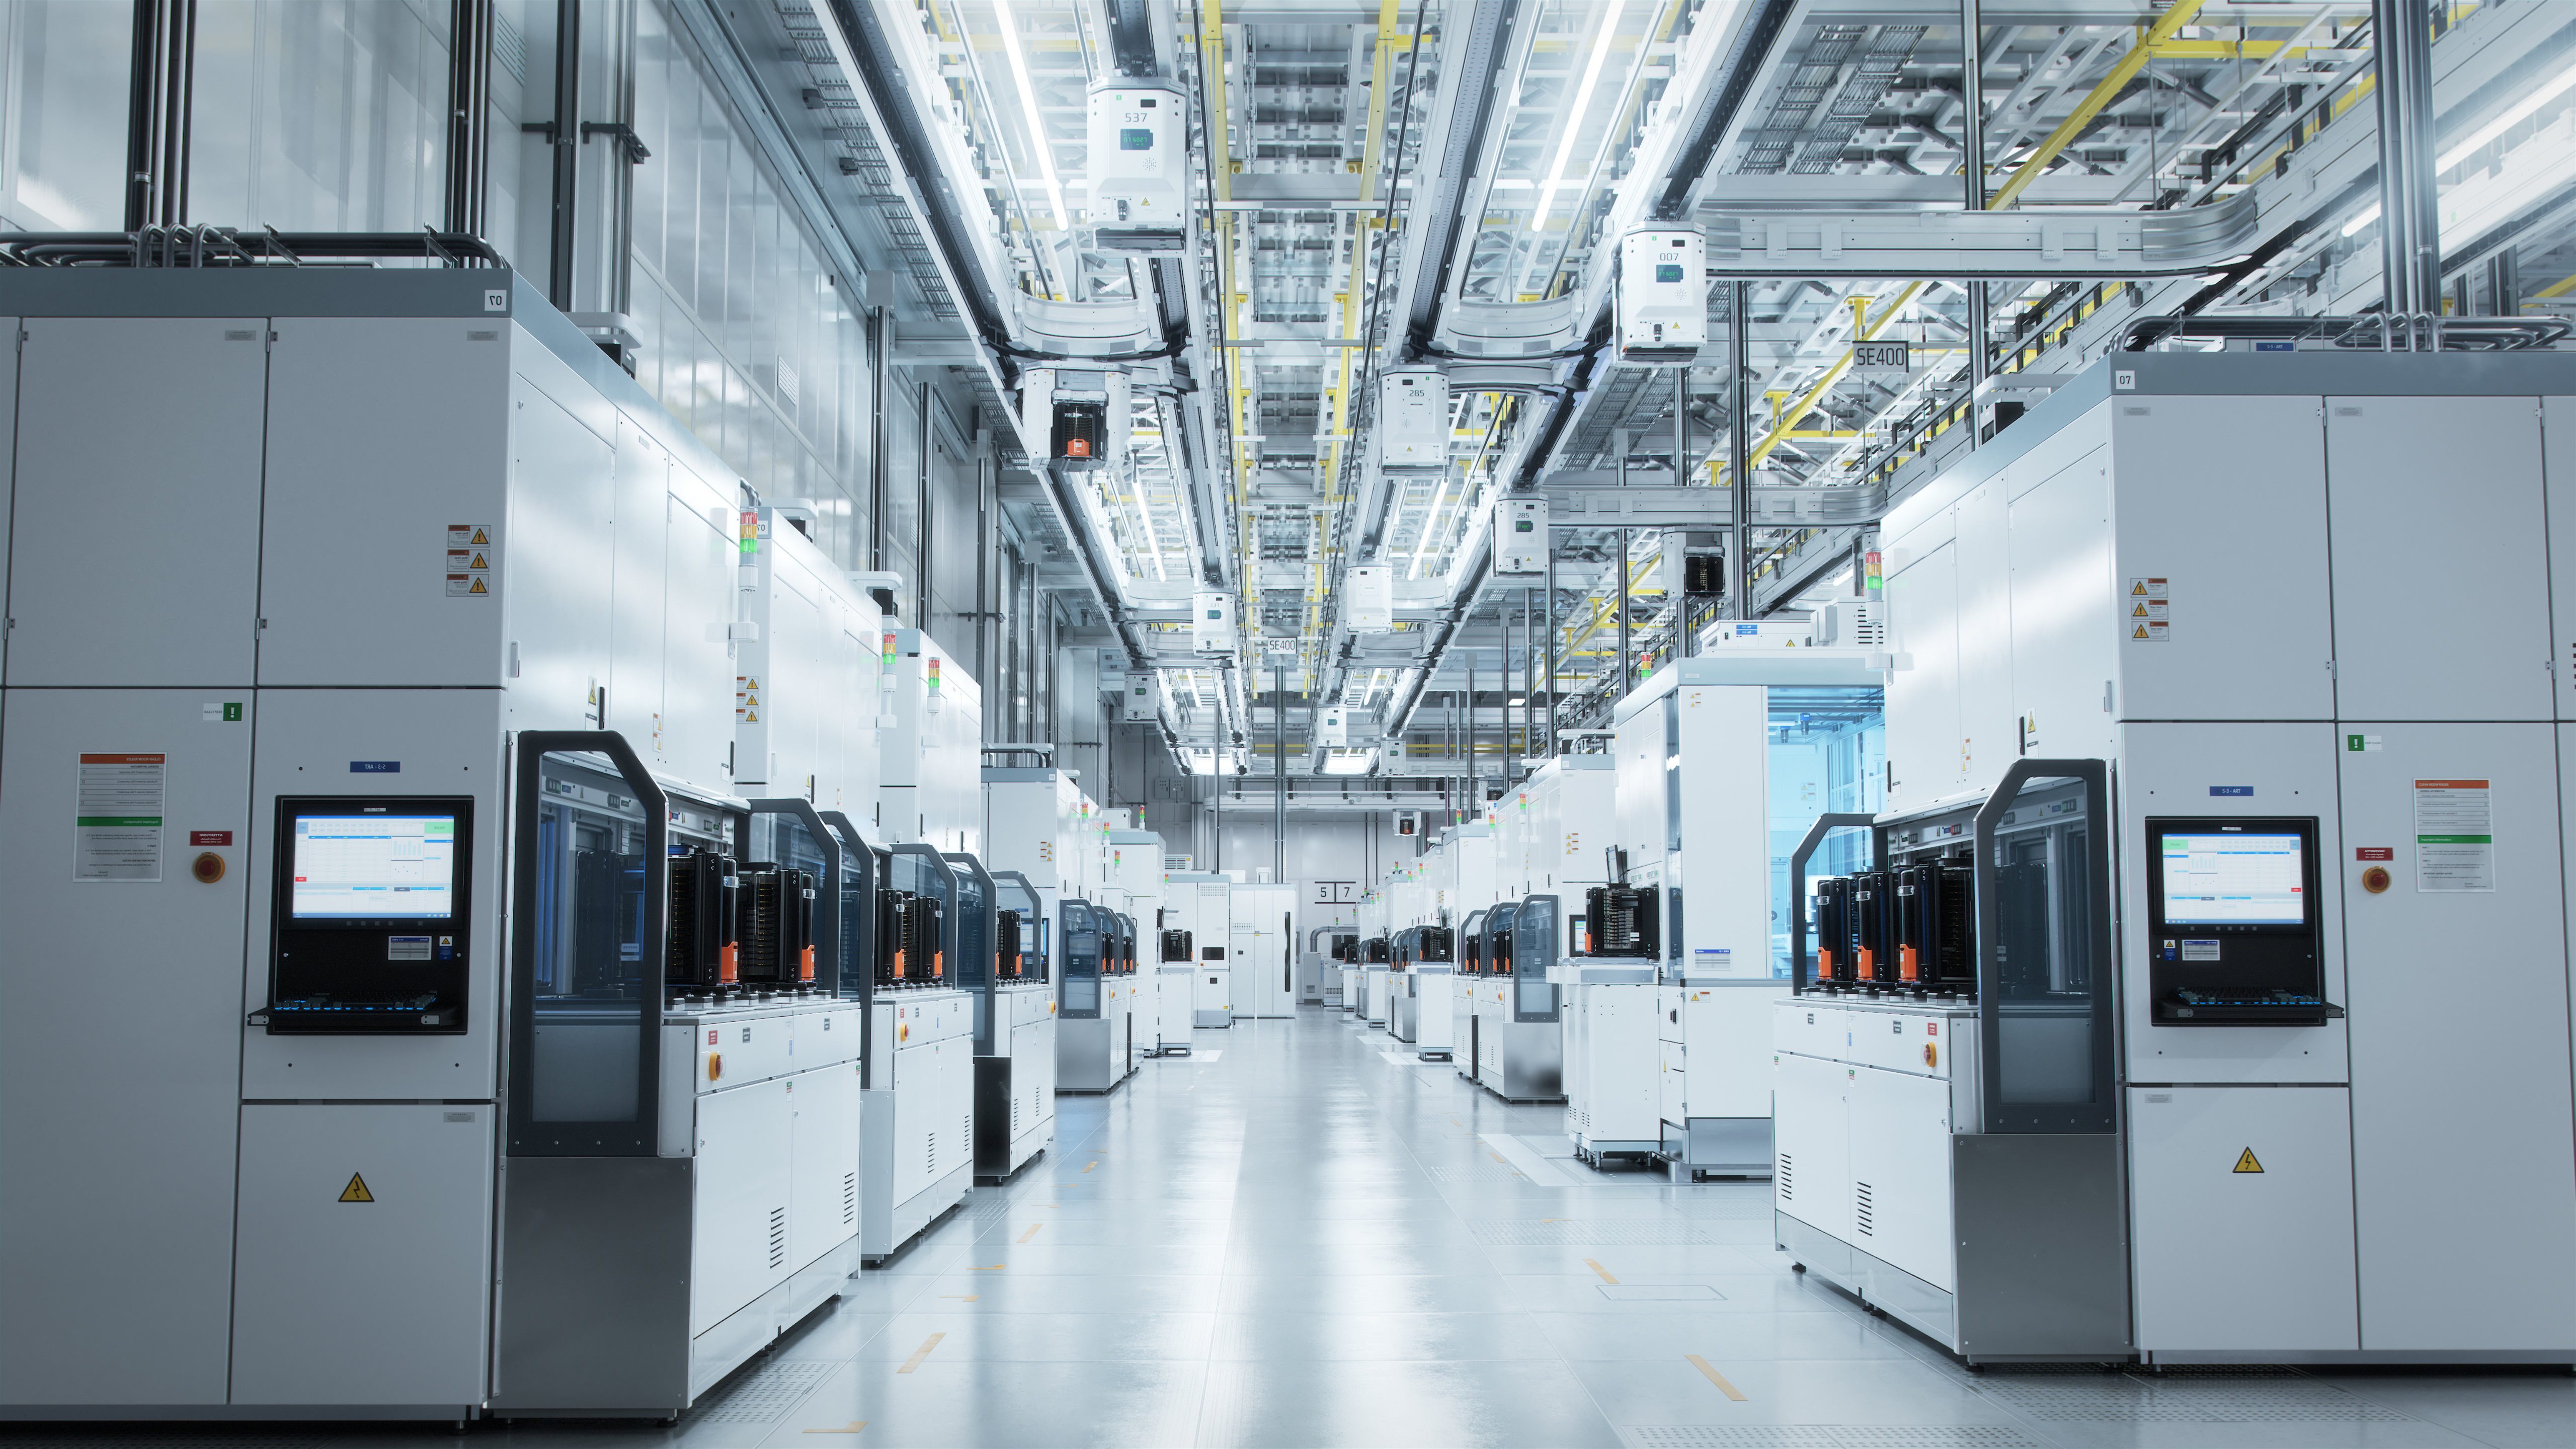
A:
[748, 0, 2576, 789]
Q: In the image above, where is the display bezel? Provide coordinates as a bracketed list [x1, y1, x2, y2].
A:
[273, 794, 474, 931]
[2144, 816, 2321, 936]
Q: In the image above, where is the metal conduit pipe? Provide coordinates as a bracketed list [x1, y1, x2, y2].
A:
[2372, 0, 2443, 320]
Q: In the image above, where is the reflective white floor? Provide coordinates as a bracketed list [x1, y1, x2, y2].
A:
[8, 1007, 2571, 1448]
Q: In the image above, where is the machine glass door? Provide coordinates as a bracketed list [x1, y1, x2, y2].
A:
[1973, 760, 2114, 1134]
[509, 740, 669, 1156]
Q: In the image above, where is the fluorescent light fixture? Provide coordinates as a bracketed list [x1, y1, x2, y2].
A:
[1322, 748, 1378, 775]
[2343, 59, 2576, 239]
[1527, 0, 1628, 223]
[992, 0, 1068, 230]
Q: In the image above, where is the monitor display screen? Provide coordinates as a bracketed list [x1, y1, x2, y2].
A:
[290, 814, 458, 919]
[2158, 832, 2305, 926]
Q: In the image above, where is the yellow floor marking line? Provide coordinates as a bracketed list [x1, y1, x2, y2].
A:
[1488, 1151, 1511, 1165]
[802, 1421, 868, 1434]
[1584, 1258, 1619, 1284]
[973, 1262, 1006, 1270]
[897, 1334, 945, 1373]
[1018, 1224, 1043, 1243]
[1084, 1160, 1098, 1173]
[937, 1294, 979, 1302]
[1687, 1354, 1747, 1401]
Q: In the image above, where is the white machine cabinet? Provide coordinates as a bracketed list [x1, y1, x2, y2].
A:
[1562, 967, 1659, 1163]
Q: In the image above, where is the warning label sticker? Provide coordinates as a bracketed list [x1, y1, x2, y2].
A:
[445, 526, 494, 597]
[2414, 779, 2494, 893]
[339, 1173, 375, 1203]
[2233, 1148, 2264, 1174]
[2125, 577, 2170, 641]
[75, 753, 165, 881]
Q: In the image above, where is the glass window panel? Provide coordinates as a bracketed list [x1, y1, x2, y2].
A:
[1986, 772, 2102, 1112]
[1, 0, 134, 229]
[526, 751, 648, 1125]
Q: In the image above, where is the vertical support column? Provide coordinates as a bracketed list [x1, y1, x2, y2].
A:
[868, 307, 889, 572]
[1728, 284, 1750, 617]
[1961, 0, 1987, 447]
[1616, 527, 1632, 698]
[916, 382, 934, 629]
[974, 433, 992, 740]
[1467, 661, 1477, 808]
[123, 0, 196, 231]
[2372, 0, 2441, 322]
[1274, 661, 1286, 885]
[448, 0, 494, 236]
[546, 0, 581, 310]
[1520, 587, 1533, 781]
[1543, 543, 1557, 760]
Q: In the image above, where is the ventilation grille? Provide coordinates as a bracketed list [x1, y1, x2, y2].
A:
[767, 1205, 786, 1269]
[1854, 1181, 1874, 1237]
[1776, 1152, 1793, 1200]
[841, 1171, 857, 1226]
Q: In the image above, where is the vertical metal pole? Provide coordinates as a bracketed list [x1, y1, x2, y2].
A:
[868, 309, 889, 572]
[2372, 0, 2441, 323]
[1504, 588, 1525, 783]
[1676, 367, 1693, 656]
[448, 0, 493, 236]
[1729, 284, 1751, 617]
[1616, 528, 1632, 697]
[547, 0, 581, 310]
[1962, 0, 1987, 447]
[916, 382, 934, 629]
[1274, 661, 1286, 886]
[1544, 542, 1557, 759]
[124, 0, 195, 231]
[1467, 661, 1478, 809]
[1500, 600, 1514, 782]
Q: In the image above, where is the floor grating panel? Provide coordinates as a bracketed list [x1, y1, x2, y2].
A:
[681, 1358, 839, 1422]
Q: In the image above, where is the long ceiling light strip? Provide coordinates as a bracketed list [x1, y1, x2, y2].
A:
[1528, 0, 1631, 227]
[992, 0, 1070, 230]
[2341, 57, 2576, 238]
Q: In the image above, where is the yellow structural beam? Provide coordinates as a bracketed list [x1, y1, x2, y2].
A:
[1984, 0, 2210, 213]
[1717, 282, 1924, 487]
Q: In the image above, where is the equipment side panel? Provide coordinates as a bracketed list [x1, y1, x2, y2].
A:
[609, 417, 673, 772]
[259, 317, 511, 687]
[229, 1103, 497, 1404]
[1771, 1048, 1850, 1239]
[1845, 1066, 1955, 1292]
[1952, 476, 2015, 800]
[239, 688, 507, 1099]
[8, 317, 267, 687]
[2326, 395, 2551, 722]
[2544, 397, 2576, 721]
[1882, 533, 1961, 807]
[664, 463, 739, 793]
[2004, 441, 2116, 766]
[1678, 685, 1768, 979]
[500, 371, 615, 736]
[2127, 1084, 2358, 1352]
[2343, 722, 2573, 1350]
[0, 689, 252, 1405]
[0, 314, 16, 683]
[2107, 394, 2332, 723]
[2115, 721, 2350, 1084]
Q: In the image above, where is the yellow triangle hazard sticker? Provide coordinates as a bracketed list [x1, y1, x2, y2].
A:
[744, 692, 759, 707]
[2132, 602, 2149, 617]
[339, 1172, 375, 1202]
[2233, 1148, 2264, 1174]
[469, 552, 489, 570]
[745, 708, 759, 722]
[467, 578, 488, 595]
[2132, 624, 2150, 639]
[2132, 580, 2148, 595]
[470, 528, 490, 545]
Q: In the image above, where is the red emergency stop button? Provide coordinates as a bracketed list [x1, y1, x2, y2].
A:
[192, 852, 226, 884]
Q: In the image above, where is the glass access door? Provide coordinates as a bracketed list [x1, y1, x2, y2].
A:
[1973, 760, 2114, 1134]
[509, 736, 666, 1157]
